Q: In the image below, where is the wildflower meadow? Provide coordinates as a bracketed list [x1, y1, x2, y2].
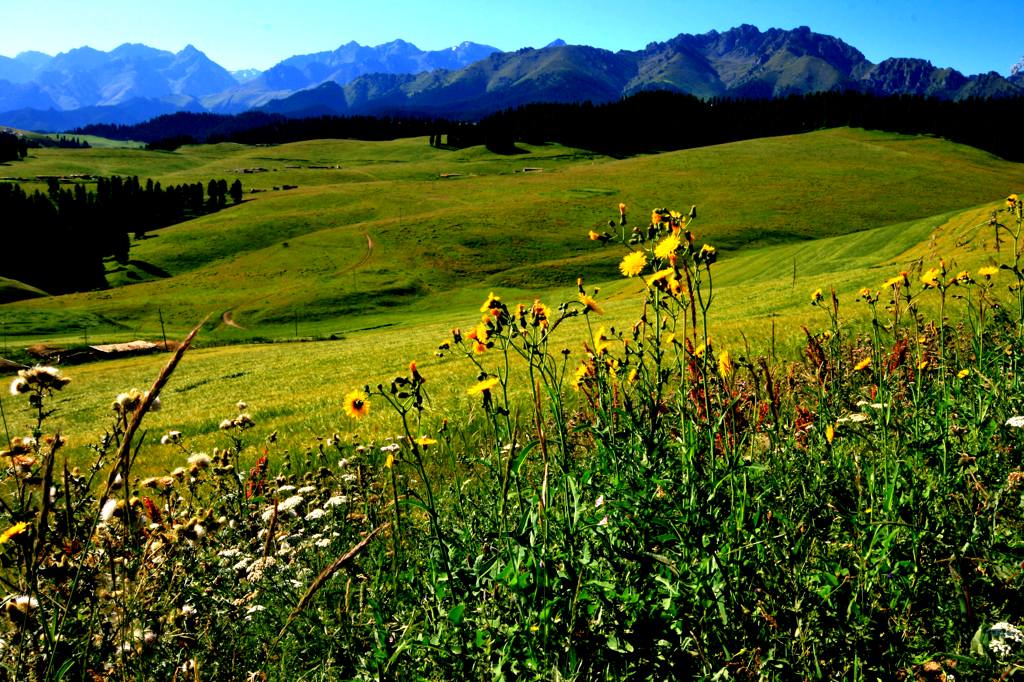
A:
[1, 194, 1024, 680]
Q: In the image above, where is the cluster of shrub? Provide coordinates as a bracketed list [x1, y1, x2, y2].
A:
[0, 176, 243, 293]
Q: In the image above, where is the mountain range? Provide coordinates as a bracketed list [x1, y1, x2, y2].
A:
[1, 25, 1020, 131]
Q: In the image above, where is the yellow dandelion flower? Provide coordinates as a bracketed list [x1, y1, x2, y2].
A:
[473, 341, 487, 354]
[717, 350, 733, 378]
[467, 377, 500, 395]
[627, 367, 638, 384]
[883, 272, 909, 288]
[572, 363, 590, 391]
[0, 521, 29, 546]
[811, 288, 823, 304]
[957, 368, 970, 379]
[619, 251, 647, 277]
[645, 268, 674, 287]
[920, 268, 941, 288]
[618, 202, 627, 215]
[385, 453, 395, 469]
[415, 436, 437, 446]
[651, 210, 662, 225]
[654, 234, 680, 259]
[594, 327, 612, 355]
[854, 357, 871, 371]
[978, 265, 999, 279]
[343, 390, 370, 419]
[825, 424, 835, 445]
[480, 292, 501, 312]
[588, 230, 601, 241]
[1008, 193, 1019, 208]
[579, 294, 604, 315]
[917, 360, 929, 370]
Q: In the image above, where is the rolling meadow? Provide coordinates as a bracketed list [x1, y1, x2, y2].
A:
[2, 127, 1024, 679]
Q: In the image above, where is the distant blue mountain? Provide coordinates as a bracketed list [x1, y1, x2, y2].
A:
[1, 28, 1020, 131]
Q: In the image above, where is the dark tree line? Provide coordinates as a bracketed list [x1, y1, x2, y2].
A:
[1, 176, 243, 294]
[75, 112, 444, 150]
[0, 131, 29, 162]
[463, 91, 1024, 161]
[73, 91, 1024, 161]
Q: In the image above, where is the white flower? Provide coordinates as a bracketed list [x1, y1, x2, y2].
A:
[278, 495, 305, 513]
[9, 378, 27, 395]
[237, 401, 248, 412]
[315, 538, 331, 548]
[100, 498, 118, 522]
[260, 507, 276, 522]
[595, 495, 604, 508]
[187, 453, 211, 469]
[245, 604, 265, 615]
[218, 548, 241, 559]
[380, 443, 400, 453]
[297, 485, 316, 495]
[232, 557, 251, 573]
[597, 516, 609, 526]
[180, 604, 196, 616]
[989, 621, 1024, 657]
[276, 485, 296, 494]
[1005, 416, 1024, 428]
[341, 474, 358, 484]
[304, 508, 326, 521]
[219, 419, 234, 430]
[160, 430, 182, 445]
[324, 495, 348, 507]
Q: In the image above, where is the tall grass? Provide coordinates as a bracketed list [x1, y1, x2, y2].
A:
[1, 195, 1023, 680]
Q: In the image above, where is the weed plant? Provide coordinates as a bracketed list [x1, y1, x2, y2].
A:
[1, 196, 1023, 680]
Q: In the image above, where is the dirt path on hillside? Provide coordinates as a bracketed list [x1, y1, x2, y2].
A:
[222, 311, 245, 329]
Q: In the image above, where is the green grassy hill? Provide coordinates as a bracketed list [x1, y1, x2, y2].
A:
[3, 128, 1023, 346]
[1, 128, 1022, 467]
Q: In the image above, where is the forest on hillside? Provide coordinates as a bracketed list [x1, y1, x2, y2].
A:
[73, 91, 1024, 162]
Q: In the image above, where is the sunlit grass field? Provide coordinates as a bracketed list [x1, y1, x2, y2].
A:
[1, 128, 1021, 471]
[2, 127, 1024, 680]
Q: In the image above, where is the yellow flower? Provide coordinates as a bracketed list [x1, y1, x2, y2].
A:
[0, 521, 29, 546]
[385, 453, 395, 469]
[825, 424, 835, 445]
[467, 377, 500, 395]
[645, 268, 674, 287]
[1008, 193, 1019, 208]
[572, 363, 590, 391]
[978, 265, 999, 279]
[579, 294, 604, 315]
[654, 234, 680, 259]
[917, 360, 929, 370]
[619, 251, 647, 277]
[626, 367, 638, 384]
[811, 288, 823, 304]
[480, 292, 501, 312]
[618, 202, 627, 215]
[717, 350, 733, 378]
[415, 436, 437, 447]
[957, 368, 970, 379]
[883, 272, 909, 288]
[854, 357, 871, 371]
[343, 390, 370, 419]
[594, 326, 612, 355]
[651, 210, 662, 225]
[696, 242, 720, 261]
[588, 230, 602, 241]
[920, 268, 941, 288]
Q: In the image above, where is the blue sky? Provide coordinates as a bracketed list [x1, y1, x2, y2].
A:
[3, 0, 1020, 75]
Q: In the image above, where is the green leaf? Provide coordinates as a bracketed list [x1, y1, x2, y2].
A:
[448, 603, 466, 625]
